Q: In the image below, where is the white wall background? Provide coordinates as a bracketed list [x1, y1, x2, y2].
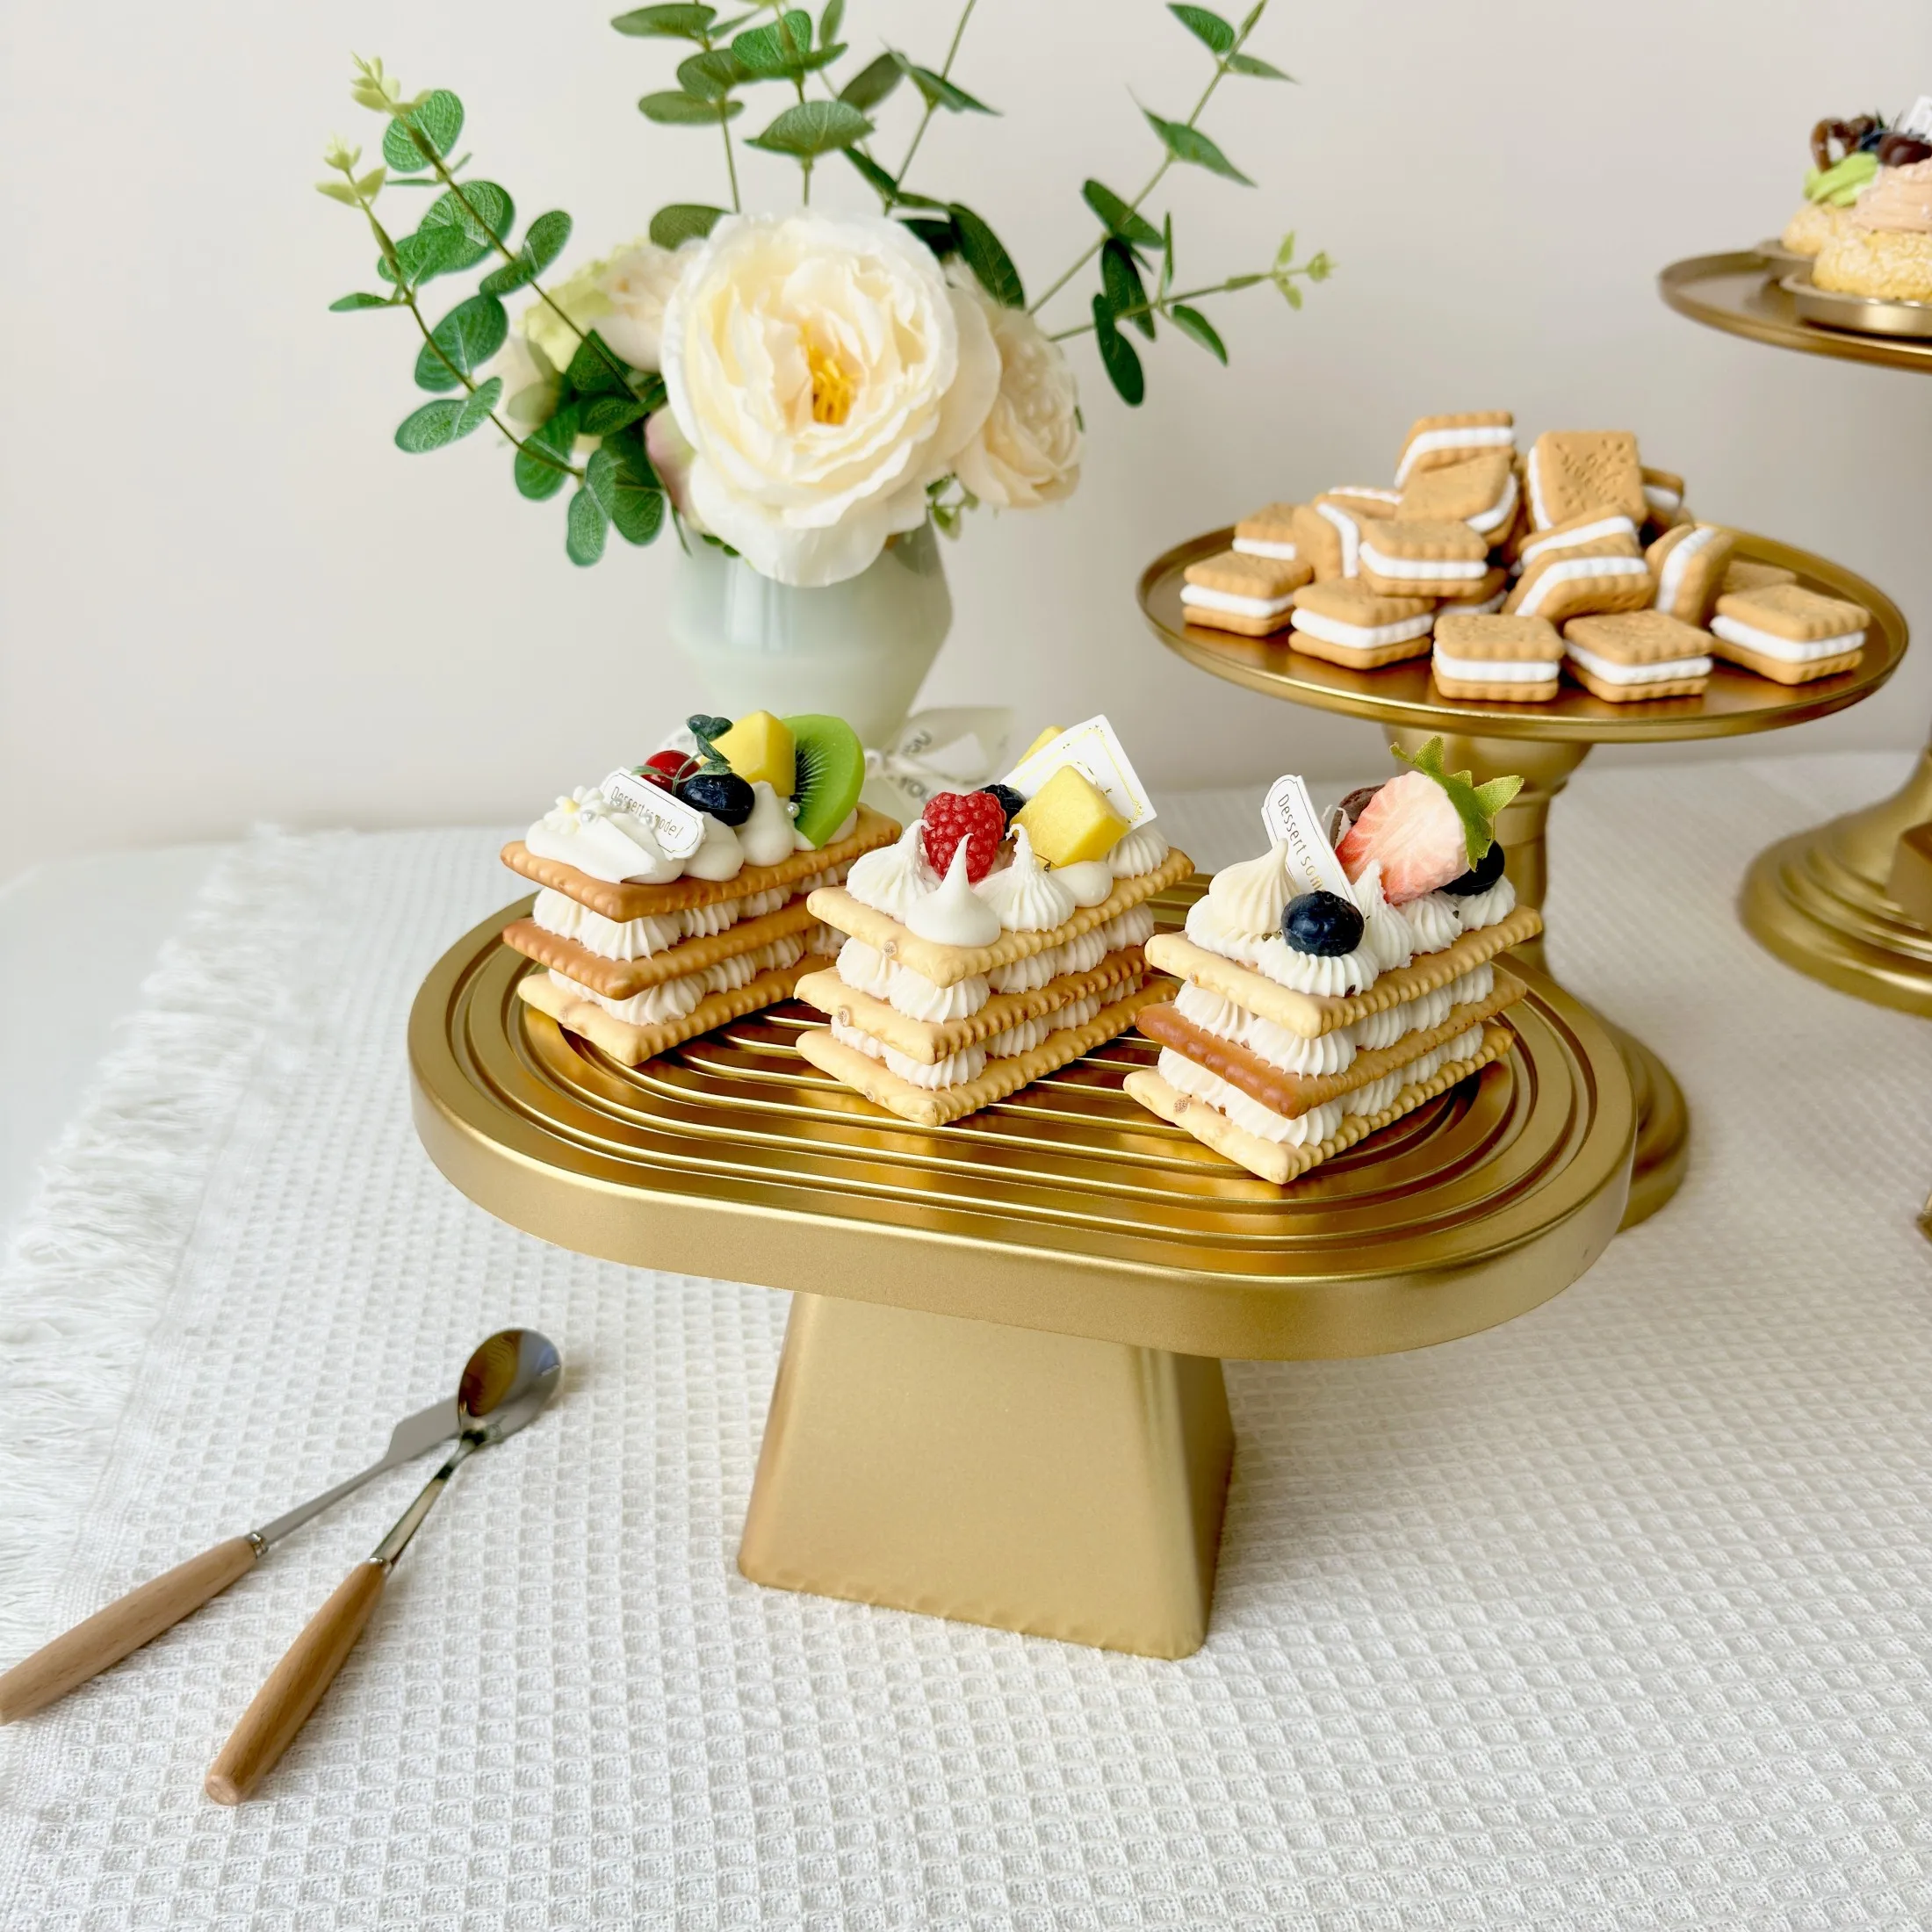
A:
[3, 0, 1928, 872]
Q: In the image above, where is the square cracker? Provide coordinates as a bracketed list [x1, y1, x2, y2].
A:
[1705, 641, 1864, 686]
[1395, 451, 1513, 523]
[1394, 412, 1515, 485]
[1712, 582, 1871, 641]
[1721, 559, 1798, 596]
[1562, 609, 1714, 664]
[1525, 431, 1646, 530]
[797, 984, 1164, 1127]
[1432, 612, 1561, 660]
[1143, 907, 1543, 1038]
[1565, 664, 1709, 703]
[1124, 1023, 1516, 1186]
[501, 804, 897, 920]
[1290, 628, 1435, 671]
[1183, 549, 1307, 599]
[809, 845, 1193, 989]
[1234, 502, 1299, 548]
[501, 897, 820, 998]
[1294, 580, 1434, 627]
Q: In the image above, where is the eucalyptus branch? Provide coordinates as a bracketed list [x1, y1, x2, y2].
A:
[896, 0, 977, 190]
[1027, 0, 1265, 317]
[1048, 254, 1327, 342]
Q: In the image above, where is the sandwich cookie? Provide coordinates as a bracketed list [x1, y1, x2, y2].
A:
[1435, 566, 1510, 616]
[1292, 495, 1387, 580]
[1562, 610, 1713, 703]
[1524, 431, 1647, 530]
[1647, 523, 1736, 625]
[1393, 411, 1516, 487]
[1515, 512, 1642, 573]
[1232, 501, 1300, 561]
[1287, 580, 1436, 669]
[1503, 540, 1654, 624]
[1721, 559, 1799, 597]
[1322, 486, 1402, 519]
[1180, 550, 1311, 636]
[1358, 518, 1493, 599]
[1640, 465, 1691, 537]
[1395, 450, 1518, 540]
[1708, 583, 1870, 684]
[1431, 612, 1562, 703]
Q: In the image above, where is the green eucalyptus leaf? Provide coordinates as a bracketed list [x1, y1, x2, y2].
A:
[587, 443, 667, 544]
[457, 376, 504, 434]
[886, 50, 995, 113]
[1100, 238, 1152, 339]
[315, 180, 362, 206]
[1225, 50, 1293, 78]
[1168, 303, 1226, 362]
[900, 214, 958, 257]
[566, 487, 609, 566]
[328, 292, 393, 311]
[843, 147, 900, 199]
[579, 394, 649, 435]
[376, 222, 479, 286]
[394, 397, 466, 453]
[610, 4, 717, 36]
[733, 11, 838, 77]
[1160, 212, 1174, 293]
[1238, 0, 1265, 27]
[1080, 180, 1162, 251]
[565, 328, 634, 397]
[515, 404, 579, 500]
[744, 98, 871, 156]
[639, 89, 744, 123]
[818, 0, 844, 48]
[1168, 4, 1234, 53]
[381, 90, 464, 172]
[479, 209, 573, 295]
[1092, 297, 1144, 407]
[649, 203, 727, 249]
[421, 180, 515, 247]
[604, 420, 660, 485]
[678, 48, 748, 98]
[414, 292, 508, 392]
[951, 204, 1024, 307]
[839, 52, 902, 110]
[1140, 109, 1252, 184]
[631, 371, 668, 415]
[1280, 279, 1302, 310]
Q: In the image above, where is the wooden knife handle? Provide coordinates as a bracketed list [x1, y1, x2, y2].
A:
[0, 1536, 260, 1724]
[205, 1559, 387, 1805]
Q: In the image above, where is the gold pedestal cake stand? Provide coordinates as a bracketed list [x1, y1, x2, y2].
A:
[1660, 250, 1931, 1019]
[1139, 527, 1907, 1230]
[410, 885, 1633, 1661]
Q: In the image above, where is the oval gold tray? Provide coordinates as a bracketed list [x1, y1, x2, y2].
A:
[1780, 270, 1932, 342]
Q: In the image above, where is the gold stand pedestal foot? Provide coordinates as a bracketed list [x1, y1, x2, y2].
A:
[739, 1295, 1234, 1660]
[1608, 1027, 1690, 1229]
[1741, 749, 1932, 1017]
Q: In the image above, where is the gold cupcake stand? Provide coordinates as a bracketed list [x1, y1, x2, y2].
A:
[411, 884, 1633, 1660]
[1139, 528, 1908, 1229]
[1660, 250, 1932, 1020]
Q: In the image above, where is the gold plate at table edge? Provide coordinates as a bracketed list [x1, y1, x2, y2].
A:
[1659, 249, 1932, 372]
[1138, 527, 1907, 742]
[1779, 272, 1932, 342]
[409, 892, 1634, 1364]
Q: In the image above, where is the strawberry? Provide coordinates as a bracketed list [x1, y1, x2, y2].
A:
[1335, 738, 1522, 905]
[919, 789, 1007, 884]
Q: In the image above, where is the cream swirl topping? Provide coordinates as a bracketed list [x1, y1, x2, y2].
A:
[525, 786, 684, 885]
[1352, 862, 1414, 973]
[906, 843, 1004, 947]
[1453, 877, 1517, 932]
[975, 825, 1078, 932]
[1157, 1049, 1344, 1147]
[1851, 159, 1932, 234]
[683, 813, 746, 881]
[845, 820, 936, 921]
[1107, 822, 1171, 879]
[1206, 841, 1293, 941]
[1399, 891, 1462, 955]
[739, 782, 799, 868]
[1054, 858, 1116, 907]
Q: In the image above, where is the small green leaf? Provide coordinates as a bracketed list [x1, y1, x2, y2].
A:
[479, 209, 573, 295]
[566, 329, 633, 396]
[677, 47, 747, 98]
[315, 180, 361, 206]
[900, 214, 958, 257]
[639, 90, 743, 124]
[1140, 110, 1252, 184]
[457, 377, 504, 435]
[1100, 239, 1152, 339]
[1168, 4, 1234, 54]
[1159, 212, 1174, 294]
[421, 181, 515, 248]
[515, 405, 579, 500]
[394, 398, 466, 453]
[1168, 303, 1226, 362]
[1238, 0, 1264, 27]
[376, 222, 479, 287]
[1225, 50, 1293, 78]
[382, 90, 464, 172]
[1306, 250, 1332, 282]
[580, 394, 649, 435]
[1273, 229, 1296, 269]
[840, 52, 902, 110]
[886, 51, 995, 113]
[1092, 297, 1144, 407]
[1279, 280, 1302, 310]
[950, 204, 1024, 307]
[587, 443, 667, 544]
[610, 4, 717, 36]
[818, 0, 844, 48]
[566, 487, 609, 566]
[649, 203, 727, 249]
[745, 98, 871, 156]
[1081, 180, 1162, 251]
[414, 293, 508, 392]
[844, 148, 900, 200]
[328, 292, 393, 312]
[354, 166, 387, 198]
[732, 11, 833, 77]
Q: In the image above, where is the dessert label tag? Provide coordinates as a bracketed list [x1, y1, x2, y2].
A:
[1262, 775, 1357, 904]
[1001, 716, 1156, 829]
[601, 768, 707, 858]
[1900, 95, 1932, 140]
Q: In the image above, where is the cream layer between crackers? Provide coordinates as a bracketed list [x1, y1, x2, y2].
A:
[809, 846, 1193, 988]
[1143, 905, 1541, 1038]
[502, 898, 823, 999]
[1127, 1022, 1516, 1186]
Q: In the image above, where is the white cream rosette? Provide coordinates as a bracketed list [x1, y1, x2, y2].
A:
[660, 211, 999, 587]
[950, 275, 1082, 510]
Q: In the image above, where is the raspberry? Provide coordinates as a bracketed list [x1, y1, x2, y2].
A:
[919, 789, 1007, 883]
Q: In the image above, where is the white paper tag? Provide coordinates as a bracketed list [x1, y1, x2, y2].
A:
[602, 768, 707, 859]
[1261, 775, 1357, 905]
[1900, 95, 1932, 141]
[1001, 716, 1157, 829]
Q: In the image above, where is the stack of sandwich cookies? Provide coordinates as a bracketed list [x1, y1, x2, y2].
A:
[1524, 431, 1647, 531]
[796, 720, 1192, 1127]
[1288, 581, 1436, 669]
[1179, 551, 1311, 637]
[503, 710, 887, 1065]
[1393, 412, 1516, 486]
[1395, 448, 1518, 542]
[1709, 584, 1871, 685]
[1125, 739, 1539, 1186]
[1562, 611, 1713, 703]
[1647, 523, 1736, 624]
[1431, 613, 1562, 703]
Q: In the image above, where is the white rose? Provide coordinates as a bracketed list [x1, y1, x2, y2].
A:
[521, 238, 695, 375]
[660, 211, 999, 588]
[949, 278, 1083, 511]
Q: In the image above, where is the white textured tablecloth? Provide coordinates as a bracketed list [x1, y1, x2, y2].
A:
[3, 752, 1930, 1932]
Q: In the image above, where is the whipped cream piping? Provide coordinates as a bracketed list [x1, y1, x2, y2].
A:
[974, 825, 1078, 932]
[1182, 584, 1300, 618]
[525, 787, 683, 886]
[1707, 616, 1864, 661]
[844, 820, 935, 921]
[1432, 650, 1559, 682]
[551, 934, 807, 1027]
[1107, 822, 1170, 879]
[1173, 981, 1357, 1077]
[1513, 555, 1649, 616]
[1567, 640, 1713, 683]
[1157, 1049, 1344, 1147]
[1454, 879, 1517, 932]
[1359, 544, 1489, 582]
[1395, 425, 1515, 487]
[1398, 892, 1461, 954]
[1291, 609, 1436, 650]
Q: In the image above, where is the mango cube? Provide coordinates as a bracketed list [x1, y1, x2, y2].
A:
[1013, 766, 1128, 867]
[1020, 724, 1065, 761]
[713, 710, 796, 795]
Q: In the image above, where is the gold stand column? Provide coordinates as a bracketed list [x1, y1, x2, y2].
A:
[739, 1295, 1234, 1660]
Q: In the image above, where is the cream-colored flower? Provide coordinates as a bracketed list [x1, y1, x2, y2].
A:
[949, 276, 1082, 511]
[489, 331, 559, 429]
[521, 238, 694, 375]
[660, 212, 999, 587]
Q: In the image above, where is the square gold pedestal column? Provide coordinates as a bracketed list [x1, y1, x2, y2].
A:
[739, 1294, 1235, 1660]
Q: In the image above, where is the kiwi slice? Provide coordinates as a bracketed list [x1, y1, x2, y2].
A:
[783, 714, 866, 847]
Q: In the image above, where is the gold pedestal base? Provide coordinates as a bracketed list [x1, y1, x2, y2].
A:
[1741, 749, 1932, 1018]
[739, 1295, 1233, 1659]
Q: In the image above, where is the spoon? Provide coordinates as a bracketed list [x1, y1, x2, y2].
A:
[205, 1328, 562, 1805]
[0, 1394, 459, 1725]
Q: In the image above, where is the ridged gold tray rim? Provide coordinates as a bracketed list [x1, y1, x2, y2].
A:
[1660, 249, 1932, 373]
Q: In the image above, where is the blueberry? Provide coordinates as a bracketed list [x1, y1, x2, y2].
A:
[1283, 890, 1365, 957]
[977, 782, 1027, 824]
[677, 769, 756, 826]
[1439, 840, 1506, 898]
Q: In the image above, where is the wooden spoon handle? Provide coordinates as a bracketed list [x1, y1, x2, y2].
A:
[0, 1537, 260, 1723]
[205, 1559, 387, 1805]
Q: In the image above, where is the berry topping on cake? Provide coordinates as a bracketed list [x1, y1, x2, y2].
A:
[639, 748, 697, 792]
[920, 789, 1007, 884]
[1282, 890, 1366, 957]
[1439, 840, 1508, 898]
[978, 782, 1027, 825]
[1336, 783, 1384, 831]
[1335, 737, 1522, 905]
[677, 769, 756, 826]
